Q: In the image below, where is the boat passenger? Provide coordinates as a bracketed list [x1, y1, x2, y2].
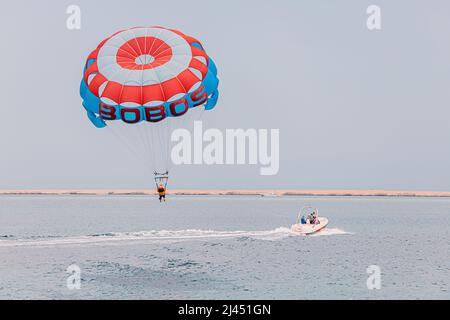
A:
[300, 215, 307, 224]
[311, 211, 320, 224]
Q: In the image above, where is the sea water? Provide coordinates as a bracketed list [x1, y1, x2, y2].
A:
[0, 195, 449, 299]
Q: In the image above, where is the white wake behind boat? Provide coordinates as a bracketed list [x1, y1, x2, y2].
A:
[291, 206, 329, 235]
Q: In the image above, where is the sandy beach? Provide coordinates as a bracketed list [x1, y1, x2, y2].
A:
[1, 189, 450, 197]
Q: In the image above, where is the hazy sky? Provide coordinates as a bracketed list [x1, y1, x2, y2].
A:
[1, 0, 450, 190]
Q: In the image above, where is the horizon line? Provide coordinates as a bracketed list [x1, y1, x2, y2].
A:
[1, 189, 450, 197]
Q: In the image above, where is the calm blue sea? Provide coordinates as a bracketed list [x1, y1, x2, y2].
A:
[0, 195, 449, 299]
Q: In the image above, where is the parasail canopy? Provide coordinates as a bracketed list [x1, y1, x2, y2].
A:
[79, 26, 219, 177]
[80, 26, 219, 128]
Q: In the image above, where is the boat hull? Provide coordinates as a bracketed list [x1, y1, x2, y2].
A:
[291, 217, 329, 235]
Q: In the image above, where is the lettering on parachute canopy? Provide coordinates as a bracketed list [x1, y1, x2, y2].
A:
[98, 85, 207, 124]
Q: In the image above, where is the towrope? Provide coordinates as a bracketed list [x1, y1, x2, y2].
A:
[171, 121, 280, 176]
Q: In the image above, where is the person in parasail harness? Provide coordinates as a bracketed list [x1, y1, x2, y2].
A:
[154, 171, 168, 202]
[157, 183, 166, 202]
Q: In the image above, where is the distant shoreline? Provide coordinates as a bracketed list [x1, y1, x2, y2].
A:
[1, 189, 450, 198]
